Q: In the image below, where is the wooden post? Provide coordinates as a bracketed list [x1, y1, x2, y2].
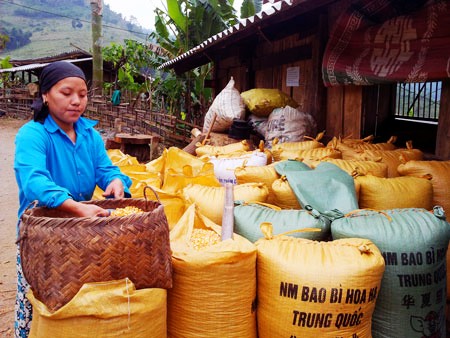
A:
[201, 113, 217, 145]
[221, 183, 234, 241]
[90, 0, 103, 96]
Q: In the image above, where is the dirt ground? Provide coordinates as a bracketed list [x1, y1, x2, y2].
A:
[0, 117, 28, 337]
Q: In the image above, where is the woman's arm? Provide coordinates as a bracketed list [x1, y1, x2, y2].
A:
[57, 199, 109, 217]
[91, 130, 132, 196]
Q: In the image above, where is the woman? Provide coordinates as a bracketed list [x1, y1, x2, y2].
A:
[13, 61, 132, 337]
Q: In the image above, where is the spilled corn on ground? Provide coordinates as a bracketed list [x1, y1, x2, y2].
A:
[110, 206, 145, 217]
[189, 229, 221, 251]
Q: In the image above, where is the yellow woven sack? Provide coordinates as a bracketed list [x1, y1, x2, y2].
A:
[241, 88, 299, 117]
[29, 279, 166, 338]
[127, 171, 162, 196]
[271, 176, 302, 209]
[314, 159, 389, 177]
[182, 183, 269, 225]
[272, 147, 342, 163]
[107, 149, 140, 166]
[144, 187, 186, 230]
[235, 164, 279, 204]
[205, 141, 273, 165]
[195, 140, 251, 157]
[163, 147, 208, 184]
[162, 162, 220, 194]
[91, 171, 162, 200]
[359, 146, 423, 177]
[355, 175, 433, 210]
[145, 149, 167, 174]
[351, 135, 397, 151]
[327, 134, 375, 146]
[271, 131, 325, 152]
[397, 160, 450, 214]
[256, 224, 385, 338]
[168, 204, 257, 338]
[327, 137, 364, 160]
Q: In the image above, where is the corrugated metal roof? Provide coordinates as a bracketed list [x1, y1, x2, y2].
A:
[0, 58, 93, 74]
[158, 0, 294, 70]
[11, 49, 91, 65]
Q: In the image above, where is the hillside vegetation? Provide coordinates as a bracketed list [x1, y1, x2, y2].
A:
[0, 0, 151, 60]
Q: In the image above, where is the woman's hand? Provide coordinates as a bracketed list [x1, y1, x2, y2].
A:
[58, 199, 109, 217]
[102, 178, 125, 199]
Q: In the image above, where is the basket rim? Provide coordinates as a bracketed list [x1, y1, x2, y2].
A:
[20, 198, 164, 221]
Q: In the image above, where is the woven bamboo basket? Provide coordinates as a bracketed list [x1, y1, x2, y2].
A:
[18, 192, 172, 312]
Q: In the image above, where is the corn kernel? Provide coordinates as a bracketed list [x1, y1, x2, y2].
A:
[110, 206, 144, 217]
[189, 229, 221, 251]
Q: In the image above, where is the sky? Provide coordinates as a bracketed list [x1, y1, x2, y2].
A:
[103, 0, 244, 30]
[103, 0, 164, 30]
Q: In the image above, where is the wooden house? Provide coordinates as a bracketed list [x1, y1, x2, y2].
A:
[160, 0, 450, 160]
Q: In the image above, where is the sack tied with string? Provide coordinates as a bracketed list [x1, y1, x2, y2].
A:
[331, 208, 450, 338]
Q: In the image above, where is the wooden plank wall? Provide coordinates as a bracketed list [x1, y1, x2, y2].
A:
[436, 80, 450, 159]
[324, 0, 362, 140]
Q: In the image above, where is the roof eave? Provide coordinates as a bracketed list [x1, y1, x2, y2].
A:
[160, 0, 337, 73]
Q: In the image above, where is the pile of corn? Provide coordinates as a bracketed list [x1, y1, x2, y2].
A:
[189, 229, 221, 251]
[110, 206, 145, 217]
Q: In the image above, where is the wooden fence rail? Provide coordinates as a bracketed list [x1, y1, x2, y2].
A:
[0, 94, 203, 149]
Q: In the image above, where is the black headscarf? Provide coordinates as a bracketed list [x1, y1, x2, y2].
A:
[31, 61, 87, 123]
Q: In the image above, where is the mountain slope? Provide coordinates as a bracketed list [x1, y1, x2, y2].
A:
[0, 0, 151, 60]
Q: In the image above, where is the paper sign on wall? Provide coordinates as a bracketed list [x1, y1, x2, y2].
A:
[286, 67, 300, 87]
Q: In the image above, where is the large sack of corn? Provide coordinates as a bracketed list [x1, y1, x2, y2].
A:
[29, 279, 167, 338]
[358, 142, 424, 177]
[202, 77, 246, 133]
[139, 187, 186, 230]
[271, 175, 302, 209]
[182, 183, 269, 225]
[209, 151, 267, 185]
[355, 175, 433, 210]
[310, 158, 388, 177]
[272, 146, 342, 163]
[107, 149, 140, 166]
[397, 160, 450, 215]
[162, 147, 209, 183]
[241, 88, 299, 117]
[92, 167, 162, 200]
[271, 131, 325, 152]
[195, 139, 251, 157]
[332, 208, 450, 338]
[162, 162, 220, 194]
[270, 160, 311, 209]
[327, 136, 396, 160]
[397, 160, 450, 301]
[265, 106, 317, 147]
[349, 136, 397, 152]
[256, 223, 385, 338]
[126, 170, 162, 196]
[233, 201, 330, 242]
[235, 164, 279, 204]
[280, 162, 358, 214]
[168, 204, 257, 338]
[145, 150, 166, 173]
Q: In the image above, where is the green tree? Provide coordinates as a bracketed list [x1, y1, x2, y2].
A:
[102, 0, 263, 119]
[150, 0, 240, 118]
[103, 39, 176, 110]
[149, 0, 262, 119]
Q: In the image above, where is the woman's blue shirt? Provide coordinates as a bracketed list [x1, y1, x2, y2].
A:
[14, 115, 131, 217]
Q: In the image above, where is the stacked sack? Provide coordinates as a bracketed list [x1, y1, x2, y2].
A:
[92, 106, 450, 338]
